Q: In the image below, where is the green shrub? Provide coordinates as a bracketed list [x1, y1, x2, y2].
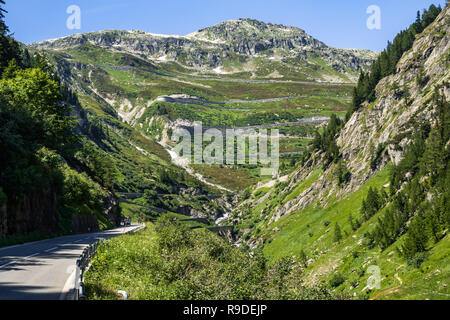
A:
[407, 251, 430, 268]
[85, 221, 348, 300]
[329, 273, 346, 288]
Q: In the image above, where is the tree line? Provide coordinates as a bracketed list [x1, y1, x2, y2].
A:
[352, 88, 449, 267]
[0, 0, 120, 237]
[346, 4, 442, 121]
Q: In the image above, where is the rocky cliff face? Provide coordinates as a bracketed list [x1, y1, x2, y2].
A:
[32, 19, 377, 82]
[188, 18, 377, 73]
[0, 185, 122, 239]
[4, 186, 60, 237]
[248, 6, 450, 224]
[340, 8, 449, 170]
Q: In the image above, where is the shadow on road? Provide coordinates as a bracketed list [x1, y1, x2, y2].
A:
[0, 282, 62, 300]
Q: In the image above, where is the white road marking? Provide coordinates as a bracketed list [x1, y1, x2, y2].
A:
[0, 252, 41, 269]
[0, 244, 21, 252]
[45, 247, 58, 253]
[0, 261, 14, 269]
[60, 266, 77, 300]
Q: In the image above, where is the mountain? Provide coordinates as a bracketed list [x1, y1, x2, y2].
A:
[32, 18, 377, 83]
[231, 5, 449, 299]
[26, 18, 379, 195]
[1, 3, 448, 300]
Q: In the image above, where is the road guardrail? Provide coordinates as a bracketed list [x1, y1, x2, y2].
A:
[73, 224, 146, 300]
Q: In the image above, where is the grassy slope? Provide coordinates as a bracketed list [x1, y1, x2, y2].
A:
[259, 163, 449, 300]
[263, 165, 391, 261]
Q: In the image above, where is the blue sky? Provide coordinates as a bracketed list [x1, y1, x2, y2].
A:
[5, 0, 446, 51]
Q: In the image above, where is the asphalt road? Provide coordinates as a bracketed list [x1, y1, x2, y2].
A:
[0, 225, 140, 300]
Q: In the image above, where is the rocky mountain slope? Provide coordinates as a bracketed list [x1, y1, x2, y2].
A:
[32, 18, 377, 82]
[266, 5, 449, 223]
[267, 6, 449, 222]
[230, 5, 449, 299]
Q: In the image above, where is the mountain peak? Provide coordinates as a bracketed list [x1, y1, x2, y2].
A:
[187, 18, 307, 43]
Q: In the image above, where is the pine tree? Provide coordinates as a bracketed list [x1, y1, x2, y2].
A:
[0, 0, 21, 74]
[333, 223, 343, 243]
[362, 187, 381, 220]
[299, 249, 308, 268]
[349, 213, 354, 230]
[402, 214, 429, 260]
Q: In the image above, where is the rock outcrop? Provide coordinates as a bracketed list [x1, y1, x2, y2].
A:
[261, 6, 450, 223]
[3, 186, 60, 237]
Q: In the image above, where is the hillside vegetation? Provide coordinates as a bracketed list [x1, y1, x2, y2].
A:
[0, 0, 224, 244]
[0, 11, 120, 241]
[1, 0, 448, 301]
[85, 219, 345, 300]
[231, 4, 449, 300]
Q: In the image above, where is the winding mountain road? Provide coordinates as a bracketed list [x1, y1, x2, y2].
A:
[97, 65, 354, 85]
[0, 225, 139, 300]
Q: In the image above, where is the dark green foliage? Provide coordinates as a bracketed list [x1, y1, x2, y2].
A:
[348, 213, 361, 231]
[361, 88, 449, 264]
[362, 232, 376, 249]
[370, 143, 386, 171]
[86, 219, 347, 300]
[333, 223, 342, 243]
[0, 65, 75, 199]
[153, 101, 178, 120]
[0, 4, 119, 238]
[60, 164, 106, 218]
[299, 249, 308, 268]
[0, 1, 22, 75]
[76, 140, 119, 190]
[0, 186, 6, 204]
[402, 214, 429, 264]
[346, 5, 442, 120]
[420, 87, 449, 183]
[312, 114, 343, 168]
[336, 160, 351, 186]
[360, 187, 382, 221]
[329, 273, 346, 288]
